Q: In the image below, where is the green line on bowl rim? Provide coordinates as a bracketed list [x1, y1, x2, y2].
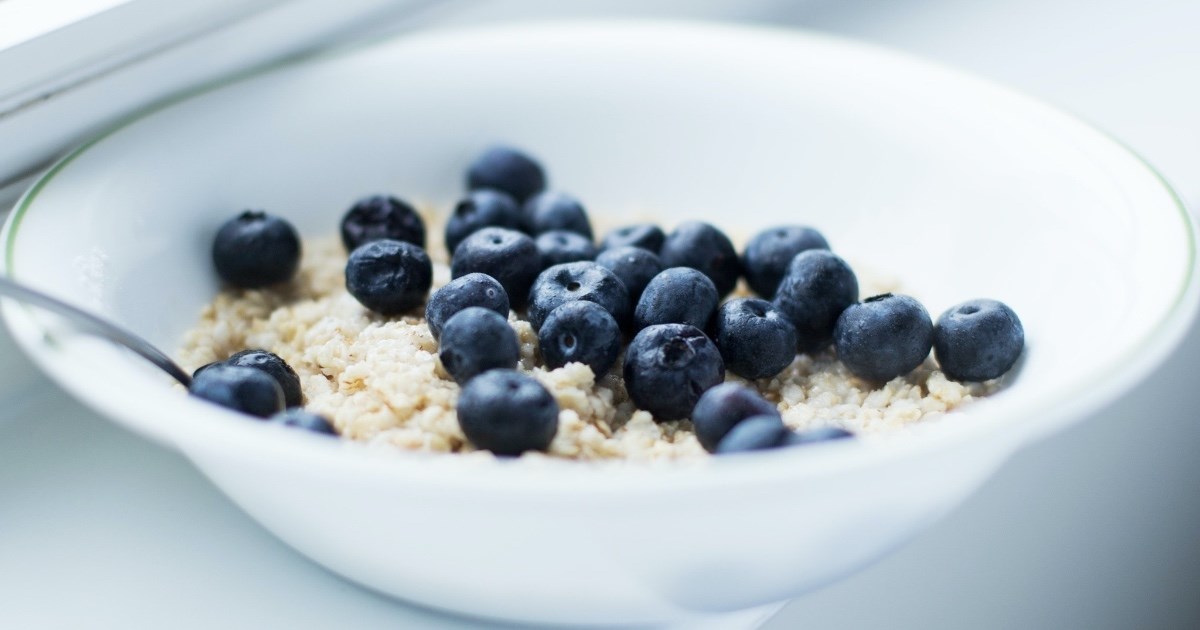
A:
[2, 37, 356, 275]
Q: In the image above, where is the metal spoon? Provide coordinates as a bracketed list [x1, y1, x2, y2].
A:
[0, 276, 192, 387]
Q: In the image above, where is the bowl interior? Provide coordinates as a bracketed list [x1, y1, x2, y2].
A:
[1, 22, 1194, 472]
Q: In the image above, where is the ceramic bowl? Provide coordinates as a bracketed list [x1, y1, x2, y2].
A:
[2, 22, 1196, 626]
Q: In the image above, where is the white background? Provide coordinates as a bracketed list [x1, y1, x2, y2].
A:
[2, 0, 1199, 628]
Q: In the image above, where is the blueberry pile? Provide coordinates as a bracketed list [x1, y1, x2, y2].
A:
[203, 145, 1026, 457]
[188, 350, 336, 435]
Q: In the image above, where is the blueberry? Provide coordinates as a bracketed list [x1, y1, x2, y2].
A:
[192, 362, 219, 380]
[340, 195, 425, 251]
[595, 246, 664, 304]
[834, 293, 933, 382]
[522, 191, 593, 238]
[445, 189, 523, 254]
[438, 307, 520, 384]
[466, 146, 546, 203]
[659, 221, 741, 297]
[457, 369, 558, 455]
[742, 226, 830, 299]
[785, 426, 854, 446]
[450, 228, 540, 309]
[714, 415, 790, 454]
[623, 324, 725, 421]
[691, 382, 779, 452]
[633, 267, 718, 331]
[227, 349, 303, 408]
[425, 273, 510, 341]
[345, 239, 433, 315]
[526, 261, 631, 332]
[600, 223, 665, 253]
[933, 299, 1024, 382]
[269, 408, 337, 436]
[212, 210, 301, 288]
[535, 230, 598, 269]
[538, 301, 622, 376]
[713, 298, 799, 380]
[189, 364, 284, 418]
[772, 249, 858, 353]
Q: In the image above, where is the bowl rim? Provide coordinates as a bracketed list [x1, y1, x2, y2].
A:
[2, 19, 1197, 492]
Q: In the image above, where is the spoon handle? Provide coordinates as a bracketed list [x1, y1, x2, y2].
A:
[0, 276, 192, 387]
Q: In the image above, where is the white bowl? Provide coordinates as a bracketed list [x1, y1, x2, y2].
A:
[2, 22, 1196, 626]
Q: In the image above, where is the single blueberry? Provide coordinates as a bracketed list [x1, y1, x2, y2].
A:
[526, 261, 631, 332]
[227, 349, 303, 408]
[713, 298, 799, 380]
[622, 323, 725, 421]
[535, 230, 598, 269]
[691, 382, 779, 452]
[741, 225, 830, 299]
[634, 267, 718, 332]
[438, 307, 520, 384]
[212, 210, 301, 288]
[772, 249, 858, 353]
[457, 369, 559, 455]
[466, 146, 546, 203]
[450, 227, 540, 309]
[714, 415, 791, 454]
[189, 364, 284, 418]
[834, 293, 934, 382]
[522, 191, 593, 238]
[600, 223, 665, 253]
[659, 221, 741, 297]
[269, 408, 337, 436]
[340, 195, 425, 251]
[425, 273, 510, 341]
[445, 189, 523, 254]
[933, 299, 1024, 382]
[345, 239, 433, 315]
[785, 426, 854, 446]
[595, 246, 664, 304]
[538, 301, 622, 377]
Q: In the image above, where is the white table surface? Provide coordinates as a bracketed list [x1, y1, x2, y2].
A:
[3, 0, 1200, 628]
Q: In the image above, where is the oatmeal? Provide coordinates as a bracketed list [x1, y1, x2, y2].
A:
[179, 234, 995, 461]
